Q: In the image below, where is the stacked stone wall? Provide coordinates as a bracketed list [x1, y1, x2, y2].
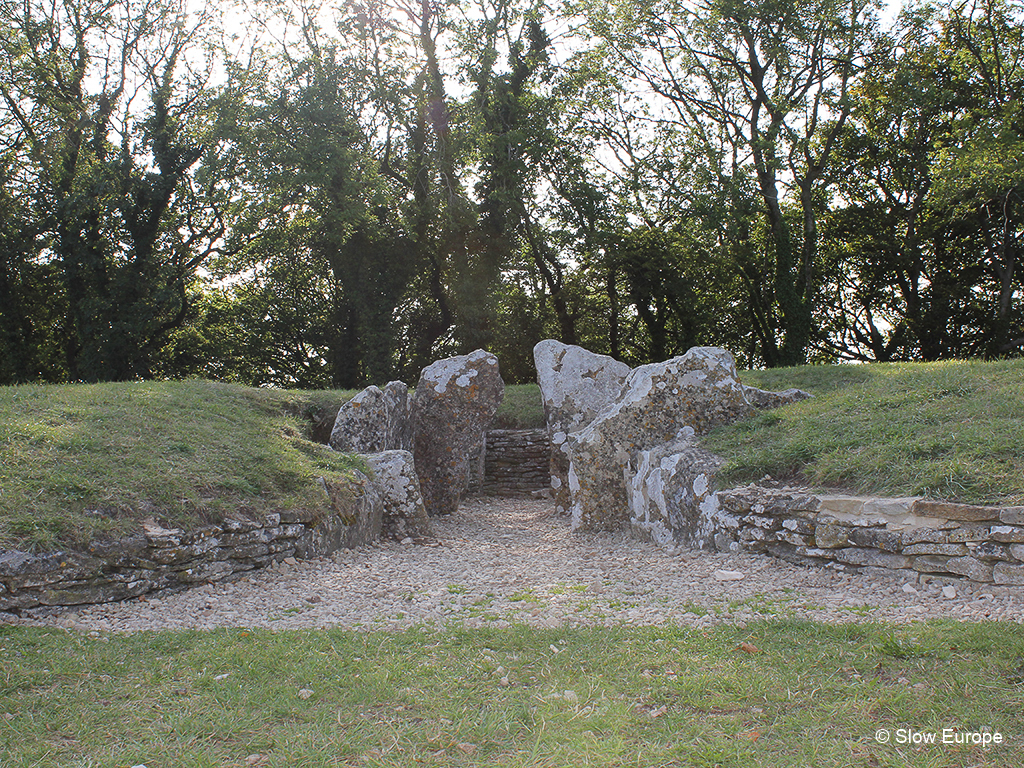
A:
[712, 485, 1024, 586]
[0, 479, 381, 612]
[468, 429, 551, 496]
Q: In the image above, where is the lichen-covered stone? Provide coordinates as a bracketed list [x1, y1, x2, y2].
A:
[903, 542, 969, 557]
[999, 507, 1024, 525]
[944, 524, 991, 543]
[911, 555, 953, 573]
[911, 500, 1001, 522]
[329, 380, 411, 453]
[989, 525, 1024, 543]
[363, 450, 431, 540]
[848, 527, 904, 552]
[814, 523, 851, 549]
[295, 472, 383, 556]
[412, 350, 504, 516]
[567, 347, 751, 531]
[533, 340, 630, 515]
[946, 556, 994, 582]
[836, 548, 910, 569]
[742, 386, 813, 409]
[993, 562, 1024, 585]
[627, 438, 724, 548]
[967, 540, 1011, 561]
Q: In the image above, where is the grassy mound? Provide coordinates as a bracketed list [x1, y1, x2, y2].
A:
[4, 360, 1020, 551]
[706, 359, 1024, 506]
[0, 380, 363, 551]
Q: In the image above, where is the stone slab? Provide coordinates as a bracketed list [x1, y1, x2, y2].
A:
[911, 500, 1001, 522]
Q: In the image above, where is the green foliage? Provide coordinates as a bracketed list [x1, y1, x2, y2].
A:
[0, 0, 228, 382]
[2, 0, 1024, 385]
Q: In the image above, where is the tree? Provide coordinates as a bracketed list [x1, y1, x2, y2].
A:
[0, 0, 227, 382]
[580, 0, 884, 365]
[822, 0, 1024, 361]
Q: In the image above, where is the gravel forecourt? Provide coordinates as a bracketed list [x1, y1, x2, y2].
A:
[7, 497, 1022, 633]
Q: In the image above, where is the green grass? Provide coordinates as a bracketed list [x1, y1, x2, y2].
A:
[0, 380, 363, 551]
[706, 359, 1024, 505]
[1, 620, 1021, 767]
[493, 384, 545, 429]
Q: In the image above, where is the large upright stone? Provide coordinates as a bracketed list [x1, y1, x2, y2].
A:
[329, 380, 411, 453]
[533, 340, 631, 515]
[627, 438, 725, 549]
[412, 350, 504, 516]
[566, 347, 752, 532]
[362, 450, 432, 540]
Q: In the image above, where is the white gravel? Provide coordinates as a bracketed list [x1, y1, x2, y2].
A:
[9, 497, 1022, 633]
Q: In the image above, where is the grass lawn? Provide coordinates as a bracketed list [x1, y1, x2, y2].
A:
[2, 619, 1022, 767]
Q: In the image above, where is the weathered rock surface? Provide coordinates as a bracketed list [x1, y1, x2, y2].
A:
[533, 340, 630, 514]
[363, 450, 432, 540]
[567, 347, 751, 531]
[329, 381, 411, 453]
[412, 350, 504, 516]
[627, 437, 724, 548]
[302, 472, 384, 556]
[743, 385, 813, 410]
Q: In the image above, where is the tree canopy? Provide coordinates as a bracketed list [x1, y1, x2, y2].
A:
[2, 0, 1022, 385]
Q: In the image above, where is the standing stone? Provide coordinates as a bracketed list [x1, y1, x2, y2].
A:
[412, 350, 504, 516]
[566, 347, 752, 532]
[627, 437, 725, 548]
[533, 340, 630, 515]
[362, 450, 432, 540]
[329, 380, 411, 453]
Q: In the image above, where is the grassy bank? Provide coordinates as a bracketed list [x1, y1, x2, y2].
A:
[3, 358, 1022, 550]
[0, 379, 541, 552]
[1, 620, 1021, 767]
[707, 359, 1024, 506]
[0, 380, 362, 551]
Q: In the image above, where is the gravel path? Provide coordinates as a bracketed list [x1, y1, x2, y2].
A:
[11, 497, 1022, 633]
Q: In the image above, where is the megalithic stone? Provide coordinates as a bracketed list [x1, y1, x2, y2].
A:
[566, 347, 752, 532]
[412, 350, 504, 516]
[533, 339, 630, 516]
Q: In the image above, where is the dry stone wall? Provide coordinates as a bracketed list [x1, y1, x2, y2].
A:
[476, 429, 550, 496]
[708, 485, 1024, 586]
[0, 473, 382, 611]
